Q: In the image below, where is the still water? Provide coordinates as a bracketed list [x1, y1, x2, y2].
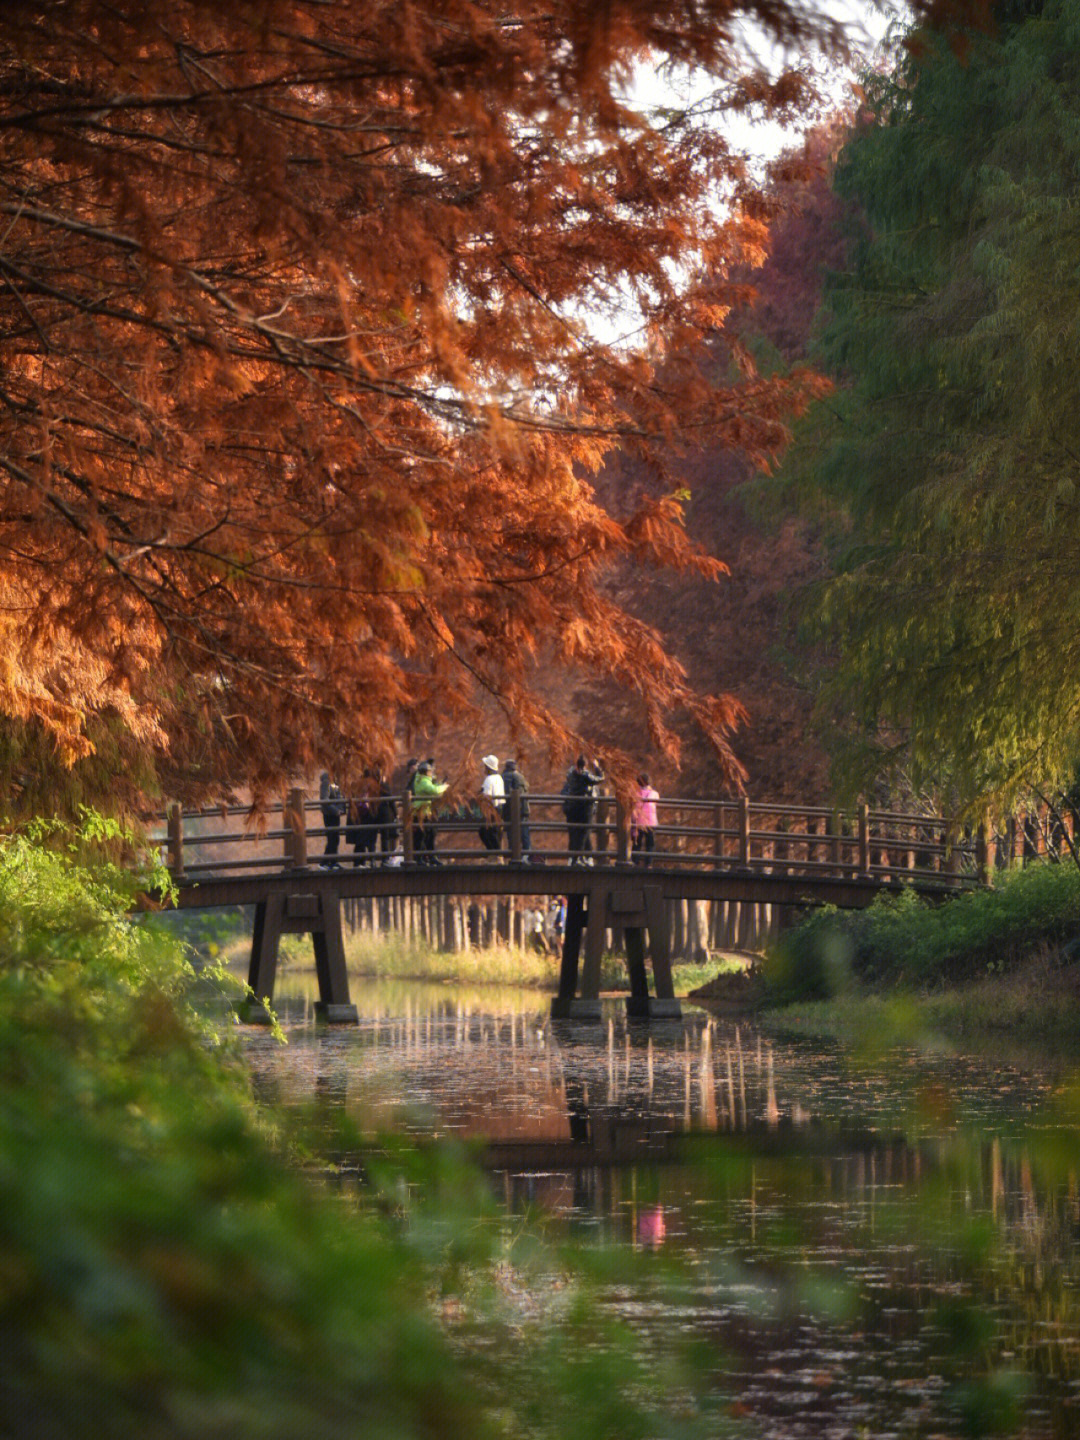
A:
[239, 975, 1080, 1439]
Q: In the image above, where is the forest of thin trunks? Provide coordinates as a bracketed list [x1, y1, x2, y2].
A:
[339, 893, 777, 961]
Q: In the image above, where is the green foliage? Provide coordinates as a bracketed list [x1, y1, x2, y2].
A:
[776, 0, 1080, 806]
[0, 836, 479, 1439]
[766, 860, 1080, 997]
[0, 831, 722, 1439]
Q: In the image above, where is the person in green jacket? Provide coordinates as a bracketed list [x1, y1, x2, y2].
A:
[410, 760, 448, 866]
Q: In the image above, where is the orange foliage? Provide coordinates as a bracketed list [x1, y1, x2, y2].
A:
[1, 0, 852, 805]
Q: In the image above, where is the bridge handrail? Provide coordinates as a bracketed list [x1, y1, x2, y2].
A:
[153, 787, 993, 890]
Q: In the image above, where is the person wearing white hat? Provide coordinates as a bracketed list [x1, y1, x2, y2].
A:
[478, 754, 505, 855]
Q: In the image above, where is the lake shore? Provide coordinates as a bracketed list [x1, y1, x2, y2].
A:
[691, 940, 1080, 1051]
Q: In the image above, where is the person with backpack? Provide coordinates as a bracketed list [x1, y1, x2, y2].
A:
[410, 759, 448, 865]
[502, 757, 532, 861]
[347, 768, 380, 867]
[373, 764, 398, 864]
[562, 755, 604, 864]
[318, 770, 347, 869]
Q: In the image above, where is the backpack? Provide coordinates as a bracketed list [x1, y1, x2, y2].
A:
[560, 772, 575, 819]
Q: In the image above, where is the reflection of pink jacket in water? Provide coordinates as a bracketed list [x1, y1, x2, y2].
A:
[638, 1205, 666, 1246]
[631, 785, 658, 831]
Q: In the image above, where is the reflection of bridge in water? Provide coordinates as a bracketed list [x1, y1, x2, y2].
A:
[159, 791, 985, 1023]
[253, 1002, 944, 1180]
[251, 1001, 982, 1224]
[246, 994, 1080, 1426]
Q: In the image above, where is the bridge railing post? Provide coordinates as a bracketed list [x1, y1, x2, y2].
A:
[167, 802, 184, 878]
[508, 789, 523, 863]
[859, 802, 870, 876]
[613, 795, 631, 865]
[286, 787, 308, 869]
[595, 793, 611, 865]
[828, 810, 841, 875]
[946, 823, 962, 882]
[402, 788, 414, 865]
[714, 803, 725, 866]
[738, 796, 751, 866]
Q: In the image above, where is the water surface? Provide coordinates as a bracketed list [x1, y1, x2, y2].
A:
[240, 976, 1080, 1439]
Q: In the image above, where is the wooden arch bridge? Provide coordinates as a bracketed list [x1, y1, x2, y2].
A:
[156, 790, 991, 1024]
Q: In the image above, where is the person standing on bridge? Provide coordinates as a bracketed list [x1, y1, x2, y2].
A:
[373, 763, 397, 864]
[346, 768, 380, 867]
[502, 757, 532, 862]
[319, 771, 347, 869]
[562, 755, 604, 864]
[410, 760, 447, 866]
[631, 772, 659, 867]
[477, 754, 505, 856]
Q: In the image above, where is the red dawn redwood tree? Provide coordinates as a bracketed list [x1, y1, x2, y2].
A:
[0, 0, 851, 808]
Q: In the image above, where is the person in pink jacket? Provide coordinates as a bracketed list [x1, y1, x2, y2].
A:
[631, 772, 659, 866]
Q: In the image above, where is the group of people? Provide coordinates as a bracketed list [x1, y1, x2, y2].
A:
[318, 767, 398, 869]
[317, 755, 660, 869]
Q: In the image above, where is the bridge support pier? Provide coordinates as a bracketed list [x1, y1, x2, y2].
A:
[550, 884, 681, 1022]
[242, 889, 358, 1024]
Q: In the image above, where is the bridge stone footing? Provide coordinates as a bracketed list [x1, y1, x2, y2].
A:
[552, 883, 681, 1023]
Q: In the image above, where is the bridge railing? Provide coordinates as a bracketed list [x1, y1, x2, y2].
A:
[152, 790, 986, 888]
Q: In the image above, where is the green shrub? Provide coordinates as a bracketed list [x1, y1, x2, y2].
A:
[765, 861, 1080, 999]
[0, 826, 713, 1440]
[0, 832, 490, 1439]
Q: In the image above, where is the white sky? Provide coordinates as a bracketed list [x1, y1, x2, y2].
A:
[631, 0, 902, 171]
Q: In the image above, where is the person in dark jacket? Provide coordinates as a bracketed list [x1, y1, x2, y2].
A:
[562, 755, 604, 864]
[502, 758, 532, 861]
[347, 768, 380, 867]
[373, 764, 397, 863]
[319, 770, 347, 868]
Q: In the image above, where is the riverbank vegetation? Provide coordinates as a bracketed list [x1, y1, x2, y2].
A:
[751, 862, 1080, 1046]
[0, 828, 720, 1439]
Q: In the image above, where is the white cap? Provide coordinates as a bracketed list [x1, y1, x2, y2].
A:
[482, 753, 499, 771]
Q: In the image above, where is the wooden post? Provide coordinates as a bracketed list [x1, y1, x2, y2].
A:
[311, 892, 358, 1022]
[402, 787, 414, 865]
[508, 789, 523, 863]
[551, 895, 593, 1020]
[714, 803, 725, 865]
[809, 814, 822, 868]
[580, 884, 606, 1000]
[595, 794, 611, 864]
[858, 802, 870, 876]
[947, 824, 962, 880]
[643, 884, 679, 1012]
[615, 795, 632, 865]
[245, 894, 284, 1023]
[829, 811, 841, 875]
[738, 795, 751, 866]
[286, 787, 307, 869]
[167, 802, 184, 878]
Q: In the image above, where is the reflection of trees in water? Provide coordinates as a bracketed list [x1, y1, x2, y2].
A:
[239, 1000, 1080, 1430]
